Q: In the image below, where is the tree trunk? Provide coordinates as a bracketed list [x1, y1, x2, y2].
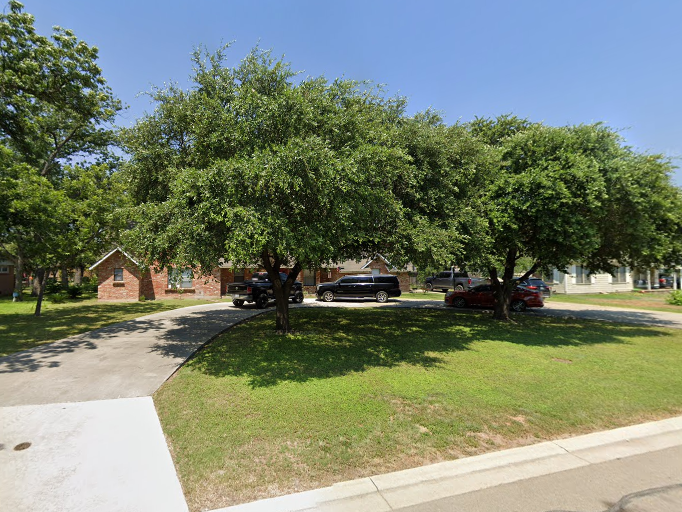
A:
[60, 265, 69, 290]
[273, 287, 291, 332]
[13, 253, 23, 301]
[491, 250, 539, 321]
[261, 250, 302, 333]
[34, 268, 48, 317]
[31, 272, 41, 296]
[647, 268, 652, 291]
[74, 265, 84, 286]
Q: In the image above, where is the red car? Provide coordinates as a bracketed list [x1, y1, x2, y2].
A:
[445, 284, 544, 312]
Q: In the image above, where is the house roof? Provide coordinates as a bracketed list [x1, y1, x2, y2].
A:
[89, 248, 139, 270]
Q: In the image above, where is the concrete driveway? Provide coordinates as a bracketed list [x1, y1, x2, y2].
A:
[1, 302, 266, 512]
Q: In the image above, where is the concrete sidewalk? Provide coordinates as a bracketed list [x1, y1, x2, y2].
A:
[0, 303, 265, 512]
[1, 397, 187, 512]
[214, 416, 682, 512]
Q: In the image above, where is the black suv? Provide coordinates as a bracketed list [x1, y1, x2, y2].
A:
[316, 275, 402, 303]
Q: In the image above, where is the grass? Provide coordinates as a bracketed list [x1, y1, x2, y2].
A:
[154, 308, 682, 511]
[0, 293, 221, 357]
[399, 290, 449, 301]
[550, 290, 682, 314]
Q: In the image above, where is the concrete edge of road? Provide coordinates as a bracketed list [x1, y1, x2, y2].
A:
[212, 415, 682, 512]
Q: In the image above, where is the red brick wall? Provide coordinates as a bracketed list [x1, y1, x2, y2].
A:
[141, 266, 222, 300]
[95, 252, 142, 301]
[94, 250, 222, 301]
[0, 265, 14, 296]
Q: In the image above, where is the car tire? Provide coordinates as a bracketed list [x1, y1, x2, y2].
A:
[454, 284, 465, 292]
[256, 294, 269, 309]
[375, 290, 389, 303]
[232, 299, 244, 307]
[322, 291, 335, 302]
[511, 300, 527, 312]
[292, 291, 304, 304]
[452, 297, 467, 308]
[425, 282, 433, 291]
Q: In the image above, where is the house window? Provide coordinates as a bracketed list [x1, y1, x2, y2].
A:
[113, 268, 124, 282]
[613, 267, 628, 284]
[0, 266, 9, 274]
[233, 268, 245, 282]
[168, 268, 193, 289]
[302, 269, 316, 287]
[371, 268, 380, 276]
[575, 266, 590, 284]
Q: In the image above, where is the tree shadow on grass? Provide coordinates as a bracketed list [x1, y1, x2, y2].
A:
[185, 308, 673, 388]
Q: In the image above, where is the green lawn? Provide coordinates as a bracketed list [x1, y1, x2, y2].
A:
[550, 291, 682, 314]
[155, 308, 682, 511]
[0, 294, 221, 357]
[399, 290, 448, 301]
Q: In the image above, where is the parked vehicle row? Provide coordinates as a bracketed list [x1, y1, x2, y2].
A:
[444, 284, 544, 312]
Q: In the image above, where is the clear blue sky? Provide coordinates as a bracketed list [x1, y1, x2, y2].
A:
[21, 0, 682, 184]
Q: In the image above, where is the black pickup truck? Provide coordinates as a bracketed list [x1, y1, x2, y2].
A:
[227, 272, 304, 308]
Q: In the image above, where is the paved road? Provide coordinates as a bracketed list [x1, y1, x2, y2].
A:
[309, 296, 682, 329]
[395, 447, 682, 512]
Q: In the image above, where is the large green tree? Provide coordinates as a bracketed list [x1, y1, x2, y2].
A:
[0, 1, 122, 312]
[458, 115, 682, 320]
[122, 47, 408, 332]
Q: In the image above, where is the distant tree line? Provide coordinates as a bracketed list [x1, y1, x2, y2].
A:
[2, 1, 681, 323]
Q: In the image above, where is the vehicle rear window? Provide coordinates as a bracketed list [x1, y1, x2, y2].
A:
[375, 276, 399, 284]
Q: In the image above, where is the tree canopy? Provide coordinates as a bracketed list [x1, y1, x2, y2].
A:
[0, 1, 123, 313]
[122, 46, 408, 331]
[448, 115, 682, 319]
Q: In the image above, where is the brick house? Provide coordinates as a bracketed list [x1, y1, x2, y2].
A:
[0, 260, 14, 297]
[91, 249, 413, 301]
[90, 248, 221, 301]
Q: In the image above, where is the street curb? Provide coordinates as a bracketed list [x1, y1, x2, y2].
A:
[212, 415, 682, 512]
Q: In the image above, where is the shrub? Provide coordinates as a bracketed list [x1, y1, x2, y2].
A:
[66, 285, 83, 299]
[666, 290, 682, 306]
[45, 279, 62, 294]
[49, 292, 67, 304]
[138, 294, 146, 302]
[81, 276, 98, 293]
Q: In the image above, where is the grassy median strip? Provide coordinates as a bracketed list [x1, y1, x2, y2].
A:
[154, 308, 682, 511]
[0, 296, 220, 357]
[549, 291, 682, 314]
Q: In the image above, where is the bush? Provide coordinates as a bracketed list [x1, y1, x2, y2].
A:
[82, 276, 98, 293]
[45, 279, 62, 294]
[666, 290, 682, 306]
[66, 285, 83, 299]
[49, 292, 67, 304]
[138, 294, 146, 302]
